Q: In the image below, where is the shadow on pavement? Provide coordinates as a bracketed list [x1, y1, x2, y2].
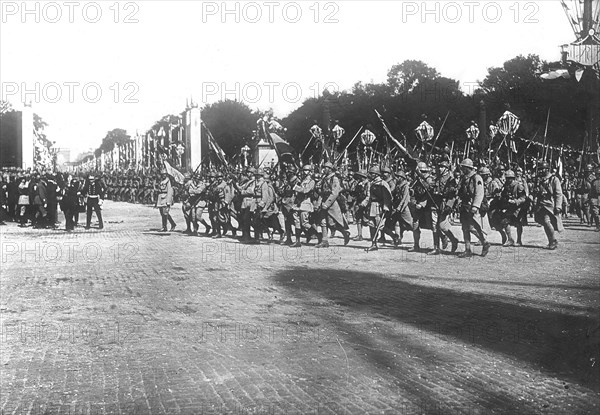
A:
[272, 268, 600, 394]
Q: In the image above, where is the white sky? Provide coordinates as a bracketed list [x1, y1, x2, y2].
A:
[0, 0, 575, 157]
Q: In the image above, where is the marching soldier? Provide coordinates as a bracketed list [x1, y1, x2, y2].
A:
[410, 162, 435, 252]
[497, 170, 527, 246]
[387, 169, 412, 246]
[365, 166, 393, 252]
[291, 164, 316, 248]
[211, 172, 229, 239]
[576, 164, 595, 225]
[533, 161, 563, 249]
[239, 167, 258, 243]
[351, 170, 370, 241]
[316, 162, 351, 248]
[156, 169, 176, 232]
[430, 161, 459, 254]
[457, 159, 490, 257]
[254, 169, 281, 243]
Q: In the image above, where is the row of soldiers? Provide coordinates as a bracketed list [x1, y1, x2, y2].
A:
[149, 157, 600, 255]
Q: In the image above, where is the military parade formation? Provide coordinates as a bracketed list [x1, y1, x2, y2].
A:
[2, 148, 599, 257]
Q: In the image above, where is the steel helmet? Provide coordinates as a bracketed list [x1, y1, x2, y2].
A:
[479, 167, 491, 176]
[504, 170, 516, 179]
[460, 158, 474, 168]
[368, 166, 381, 176]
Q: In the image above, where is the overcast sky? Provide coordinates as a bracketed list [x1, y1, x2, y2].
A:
[1, 0, 575, 157]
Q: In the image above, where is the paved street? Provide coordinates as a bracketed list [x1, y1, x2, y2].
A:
[1, 201, 599, 414]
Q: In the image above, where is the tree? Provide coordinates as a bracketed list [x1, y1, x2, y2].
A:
[387, 60, 441, 95]
[201, 100, 257, 156]
[99, 128, 130, 153]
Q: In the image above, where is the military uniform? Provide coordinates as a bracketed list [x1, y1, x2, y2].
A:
[156, 173, 176, 232]
[316, 164, 350, 248]
[457, 159, 490, 257]
[291, 167, 316, 247]
[497, 171, 527, 246]
[534, 166, 563, 249]
[589, 168, 600, 231]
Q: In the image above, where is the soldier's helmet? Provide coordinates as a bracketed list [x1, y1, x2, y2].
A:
[479, 167, 491, 176]
[88, 174, 96, 180]
[417, 162, 430, 172]
[215, 171, 223, 179]
[585, 164, 594, 172]
[381, 166, 391, 174]
[539, 161, 550, 170]
[160, 168, 167, 174]
[460, 158, 474, 168]
[438, 161, 450, 169]
[504, 170, 516, 179]
[184, 172, 192, 179]
[322, 162, 334, 170]
[255, 168, 264, 176]
[368, 166, 381, 176]
[246, 167, 257, 175]
[354, 170, 368, 180]
[396, 170, 407, 179]
[302, 164, 313, 172]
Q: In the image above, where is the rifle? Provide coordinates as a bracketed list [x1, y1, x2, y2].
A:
[427, 111, 450, 161]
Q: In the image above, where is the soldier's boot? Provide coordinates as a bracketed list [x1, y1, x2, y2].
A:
[353, 224, 363, 241]
[265, 229, 274, 243]
[502, 226, 515, 247]
[365, 227, 379, 252]
[251, 229, 261, 244]
[305, 228, 315, 244]
[168, 215, 176, 232]
[428, 234, 441, 255]
[279, 231, 287, 244]
[203, 222, 212, 236]
[441, 234, 449, 250]
[547, 240, 558, 250]
[315, 236, 329, 249]
[481, 241, 491, 257]
[291, 229, 302, 248]
[212, 225, 223, 239]
[457, 250, 473, 258]
[448, 234, 459, 253]
[516, 225, 524, 245]
[161, 216, 168, 232]
[192, 224, 199, 237]
[408, 231, 421, 252]
[499, 229, 507, 245]
[184, 219, 192, 234]
[343, 229, 351, 246]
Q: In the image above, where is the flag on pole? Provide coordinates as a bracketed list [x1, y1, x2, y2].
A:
[497, 111, 520, 136]
[162, 159, 185, 184]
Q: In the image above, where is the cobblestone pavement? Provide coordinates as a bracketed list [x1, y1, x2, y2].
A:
[1, 201, 599, 415]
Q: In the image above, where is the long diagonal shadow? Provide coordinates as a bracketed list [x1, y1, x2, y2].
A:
[272, 268, 600, 393]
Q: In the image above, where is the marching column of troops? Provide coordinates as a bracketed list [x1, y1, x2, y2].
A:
[2, 161, 600, 256]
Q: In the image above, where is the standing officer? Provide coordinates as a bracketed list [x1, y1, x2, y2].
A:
[239, 167, 258, 243]
[83, 174, 106, 230]
[457, 159, 490, 257]
[156, 169, 176, 232]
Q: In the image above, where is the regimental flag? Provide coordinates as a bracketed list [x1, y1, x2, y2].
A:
[163, 159, 185, 184]
[415, 121, 434, 142]
[202, 122, 228, 168]
[361, 129, 376, 146]
[497, 111, 520, 136]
